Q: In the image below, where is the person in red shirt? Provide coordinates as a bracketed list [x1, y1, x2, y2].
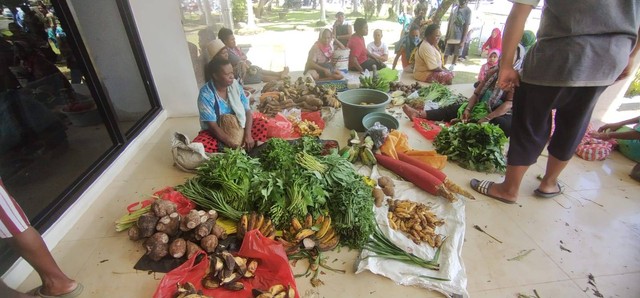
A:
[347, 18, 386, 72]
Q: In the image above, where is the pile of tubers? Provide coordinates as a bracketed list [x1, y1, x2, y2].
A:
[200, 250, 258, 291]
[128, 200, 227, 261]
[258, 77, 340, 117]
[387, 198, 444, 247]
[174, 282, 212, 298]
[372, 176, 395, 207]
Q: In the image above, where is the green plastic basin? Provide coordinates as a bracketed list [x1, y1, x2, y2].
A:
[362, 112, 399, 131]
[337, 89, 390, 131]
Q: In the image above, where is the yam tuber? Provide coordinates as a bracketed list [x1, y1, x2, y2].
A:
[137, 213, 159, 238]
[151, 199, 177, 217]
[156, 212, 180, 236]
[195, 218, 216, 240]
[186, 241, 201, 259]
[373, 188, 385, 207]
[169, 238, 187, 258]
[144, 232, 169, 261]
[200, 234, 219, 253]
[382, 185, 395, 197]
[378, 176, 394, 189]
[180, 210, 201, 232]
[211, 224, 227, 240]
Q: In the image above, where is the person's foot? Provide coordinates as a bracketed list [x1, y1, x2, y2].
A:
[402, 105, 421, 121]
[36, 281, 83, 297]
[470, 179, 518, 204]
[448, 64, 456, 71]
[458, 57, 466, 61]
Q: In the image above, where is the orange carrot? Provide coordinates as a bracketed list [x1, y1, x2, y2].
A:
[375, 154, 442, 195]
[398, 152, 447, 182]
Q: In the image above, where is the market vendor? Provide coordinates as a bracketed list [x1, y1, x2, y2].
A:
[403, 49, 525, 137]
[347, 18, 386, 72]
[413, 24, 454, 85]
[217, 28, 289, 84]
[192, 59, 267, 153]
[305, 28, 345, 81]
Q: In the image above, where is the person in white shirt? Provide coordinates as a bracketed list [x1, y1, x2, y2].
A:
[367, 29, 389, 66]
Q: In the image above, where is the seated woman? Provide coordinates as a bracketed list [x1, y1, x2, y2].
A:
[192, 59, 267, 153]
[590, 115, 640, 163]
[305, 29, 344, 81]
[392, 25, 421, 71]
[413, 24, 454, 85]
[403, 66, 516, 137]
[347, 18, 386, 72]
[218, 28, 289, 84]
[481, 28, 502, 56]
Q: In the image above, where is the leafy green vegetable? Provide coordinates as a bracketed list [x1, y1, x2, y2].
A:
[433, 123, 508, 173]
[418, 83, 452, 102]
[321, 153, 375, 249]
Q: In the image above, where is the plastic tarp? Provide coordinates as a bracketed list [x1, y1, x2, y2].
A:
[355, 165, 468, 298]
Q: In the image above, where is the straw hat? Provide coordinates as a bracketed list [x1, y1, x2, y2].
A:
[206, 39, 225, 60]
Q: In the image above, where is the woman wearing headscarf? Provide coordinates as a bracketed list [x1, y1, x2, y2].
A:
[478, 48, 500, 82]
[520, 30, 536, 52]
[482, 28, 502, 56]
[392, 25, 421, 71]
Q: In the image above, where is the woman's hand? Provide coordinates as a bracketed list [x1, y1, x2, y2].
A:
[477, 117, 490, 124]
[589, 131, 612, 140]
[498, 67, 520, 91]
[461, 108, 471, 123]
[322, 68, 332, 77]
[243, 135, 255, 150]
[598, 123, 622, 133]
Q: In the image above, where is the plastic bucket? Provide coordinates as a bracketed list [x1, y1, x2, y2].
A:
[362, 112, 399, 131]
[337, 89, 390, 132]
[332, 49, 350, 74]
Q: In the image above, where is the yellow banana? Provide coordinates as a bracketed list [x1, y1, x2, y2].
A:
[318, 228, 335, 244]
[259, 218, 272, 236]
[255, 213, 265, 232]
[303, 213, 313, 229]
[291, 217, 303, 232]
[314, 214, 325, 226]
[294, 228, 315, 242]
[315, 215, 332, 239]
[317, 234, 340, 252]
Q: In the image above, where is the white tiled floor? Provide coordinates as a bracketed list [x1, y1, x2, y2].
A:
[15, 84, 640, 297]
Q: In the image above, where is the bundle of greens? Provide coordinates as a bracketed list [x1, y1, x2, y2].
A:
[433, 123, 508, 173]
[418, 83, 452, 103]
[438, 93, 468, 108]
[321, 153, 375, 249]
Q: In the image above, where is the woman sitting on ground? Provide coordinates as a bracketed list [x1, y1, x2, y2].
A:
[192, 59, 268, 153]
[413, 24, 454, 85]
[347, 18, 386, 72]
[403, 52, 525, 137]
[481, 28, 502, 56]
[305, 28, 345, 81]
[218, 28, 289, 83]
[392, 25, 421, 71]
[590, 115, 640, 163]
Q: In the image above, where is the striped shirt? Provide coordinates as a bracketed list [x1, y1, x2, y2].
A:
[0, 180, 30, 238]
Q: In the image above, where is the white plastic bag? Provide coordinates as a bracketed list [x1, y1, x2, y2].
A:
[171, 132, 209, 173]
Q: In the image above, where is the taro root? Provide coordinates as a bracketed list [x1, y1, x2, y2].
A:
[156, 212, 180, 236]
[200, 234, 218, 253]
[137, 212, 159, 238]
[180, 210, 201, 232]
[169, 238, 187, 258]
[128, 225, 141, 241]
[185, 241, 201, 259]
[151, 199, 177, 217]
[144, 232, 169, 261]
[195, 218, 216, 240]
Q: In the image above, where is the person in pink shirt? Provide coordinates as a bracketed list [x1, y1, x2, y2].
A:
[347, 18, 386, 72]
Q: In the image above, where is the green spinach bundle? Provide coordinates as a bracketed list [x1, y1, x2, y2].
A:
[434, 123, 507, 173]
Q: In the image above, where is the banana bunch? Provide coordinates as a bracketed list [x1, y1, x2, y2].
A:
[237, 212, 276, 239]
[297, 120, 322, 137]
[359, 136, 376, 166]
[277, 214, 340, 255]
[252, 284, 296, 298]
[359, 75, 387, 91]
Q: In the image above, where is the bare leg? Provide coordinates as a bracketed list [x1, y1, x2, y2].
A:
[443, 55, 449, 65]
[0, 280, 32, 298]
[538, 154, 567, 193]
[484, 165, 529, 202]
[7, 227, 78, 296]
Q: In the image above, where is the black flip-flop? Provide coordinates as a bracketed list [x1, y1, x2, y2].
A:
[470, 179, 516, 204]
[534, 183, 563, 198]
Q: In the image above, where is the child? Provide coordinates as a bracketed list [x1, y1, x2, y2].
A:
[478, 49, 499, 83]
[367, 29, 389, 65]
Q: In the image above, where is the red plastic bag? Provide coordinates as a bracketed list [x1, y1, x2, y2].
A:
[413, 118, 443, 141]
[301, 111, 325, 129]
[267, 113, 298, 139]
[153, 187, 196, 216]
[152, 230, 298, 298]
[153, 250, 209, 298]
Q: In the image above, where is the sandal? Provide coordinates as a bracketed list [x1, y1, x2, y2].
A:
[470, 179, 516, 204]
[534, 183, 563, 198]
[35, 283, 84, 298]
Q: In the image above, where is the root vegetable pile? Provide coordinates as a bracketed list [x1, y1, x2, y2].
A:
[252, 284, 296, 298]
[387, 199, 444, 247]
[126, 199, 227, 262]
[258, 77, 340, 117]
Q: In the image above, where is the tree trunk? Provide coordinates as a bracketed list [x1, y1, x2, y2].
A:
[246, 0, 256, 26]
[353, 0, 360, 14]
[256, 0, 272, 19]
[430, 0, 455, 25]
[320, 0, 327, 23]
[199, 0, 214, 26]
